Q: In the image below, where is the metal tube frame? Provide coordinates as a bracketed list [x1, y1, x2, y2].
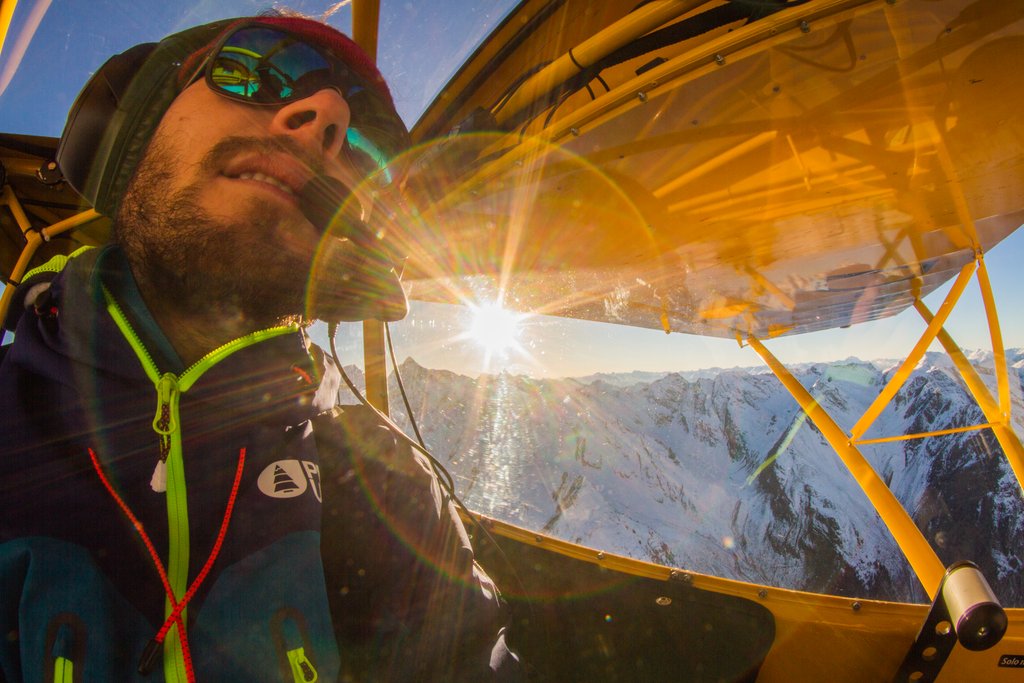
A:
[745, 334, 946, 598]
[849, 260, 977, 441]
[734, 0, 1024, 596]
[352, 0, 390, 414]
[915, 293, 1024, 493]
[0, 185, 100, 328]
[494, 0, 710, 127]
[744, 248, 1024, 600]
[0, 183, 39, 326]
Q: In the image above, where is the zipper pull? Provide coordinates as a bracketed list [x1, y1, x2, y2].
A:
[153, 373, 180, 435]
[287, 647, 318, 682]
[151, 373, 180, 493]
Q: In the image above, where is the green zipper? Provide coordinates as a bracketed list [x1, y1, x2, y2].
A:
[287, 647, 318, 682]
[22, 245, 95, 282]
[103, 286, 298, 682]
[50, 620, 77, 683]
[52, 656, 73, 683]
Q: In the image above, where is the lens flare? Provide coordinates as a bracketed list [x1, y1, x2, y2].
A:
[467, 302, 523, 354]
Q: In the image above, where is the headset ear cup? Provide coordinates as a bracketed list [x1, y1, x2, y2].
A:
[56, 43, 156, 211]
[55, 20, 230, 218]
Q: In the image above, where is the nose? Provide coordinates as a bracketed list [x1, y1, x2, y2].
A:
[269, 88, 350, 161]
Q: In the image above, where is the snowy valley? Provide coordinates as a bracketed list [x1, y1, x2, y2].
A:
[343, 350, 1024, 605]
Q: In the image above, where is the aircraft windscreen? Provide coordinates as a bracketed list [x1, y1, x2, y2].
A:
[324, 288, 1024, 606]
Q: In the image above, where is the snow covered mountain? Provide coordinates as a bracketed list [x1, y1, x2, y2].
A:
[355, 350, 1024, 606]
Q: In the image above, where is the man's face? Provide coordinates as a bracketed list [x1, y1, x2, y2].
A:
[117, 78, 370, 325]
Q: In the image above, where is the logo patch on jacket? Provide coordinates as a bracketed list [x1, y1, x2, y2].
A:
[257, 460, 322, 502]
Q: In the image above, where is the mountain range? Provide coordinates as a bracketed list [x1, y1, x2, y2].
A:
[339, 349, 1024, 606]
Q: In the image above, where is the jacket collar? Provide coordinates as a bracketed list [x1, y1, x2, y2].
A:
[96, 246, 186, 373]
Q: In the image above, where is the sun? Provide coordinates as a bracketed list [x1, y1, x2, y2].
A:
[467, 302, 524, 355]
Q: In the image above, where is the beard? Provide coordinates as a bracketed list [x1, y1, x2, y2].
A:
[115, 135, 322, 328]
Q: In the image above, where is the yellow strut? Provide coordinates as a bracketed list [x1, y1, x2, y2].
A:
[915, 300, 1024, 495]
[494, 0, 707, 126]
[746, 334, 945, 599]
[0, 0, 17, 62]
[351, 0, 379, 62]
[351, 0, 389, 414]
[975, 255, 1011, 420]
[850, 260, 976, 441]
[854, 423, 998, 447]
[0, 197, 100, 327]
[1, 184, 36, 327]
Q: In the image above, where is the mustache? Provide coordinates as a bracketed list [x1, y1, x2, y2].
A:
[199, 135, 326, 176]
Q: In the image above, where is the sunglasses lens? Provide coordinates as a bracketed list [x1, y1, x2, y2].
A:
[212, 27, 334, 102]
[346, 128, 393, 184]
[205, 24, 410, 181]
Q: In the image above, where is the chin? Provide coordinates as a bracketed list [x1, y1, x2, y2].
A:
[232, 198, 318, 250]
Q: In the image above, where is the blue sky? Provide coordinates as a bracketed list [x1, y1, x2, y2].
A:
[2, 0, 1022, 378]
[0, 0, 518, 135]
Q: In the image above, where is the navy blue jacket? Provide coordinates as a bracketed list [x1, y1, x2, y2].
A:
[0, 246, 519, 682]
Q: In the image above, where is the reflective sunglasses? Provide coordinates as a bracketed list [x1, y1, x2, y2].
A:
[189, 22, 408, 184]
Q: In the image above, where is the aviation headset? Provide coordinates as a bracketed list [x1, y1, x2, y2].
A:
[56, 21, 227, 217]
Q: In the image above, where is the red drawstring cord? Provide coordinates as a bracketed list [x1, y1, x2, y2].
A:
[88, 447, 246, 682]
[87, 448, 190, 673]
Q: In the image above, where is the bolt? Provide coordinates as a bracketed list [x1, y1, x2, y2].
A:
[637, 91, 648, 103]
[570, 127, 580, 137]
[714, 54, 726, 66]
[800, 20, 810, 33]
[596, 552, 606, 560]
[669, 570, 693, 584]
[852, 601, 862, 612]
[758, 589, 768, 599]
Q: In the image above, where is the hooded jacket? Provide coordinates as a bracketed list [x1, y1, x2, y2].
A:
[0, 246, 519, 682]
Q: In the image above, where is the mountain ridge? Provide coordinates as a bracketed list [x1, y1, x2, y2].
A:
[337, 349, 1024, 605]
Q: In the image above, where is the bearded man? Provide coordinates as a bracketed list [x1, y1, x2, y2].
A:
[0, 15, 520, 682]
